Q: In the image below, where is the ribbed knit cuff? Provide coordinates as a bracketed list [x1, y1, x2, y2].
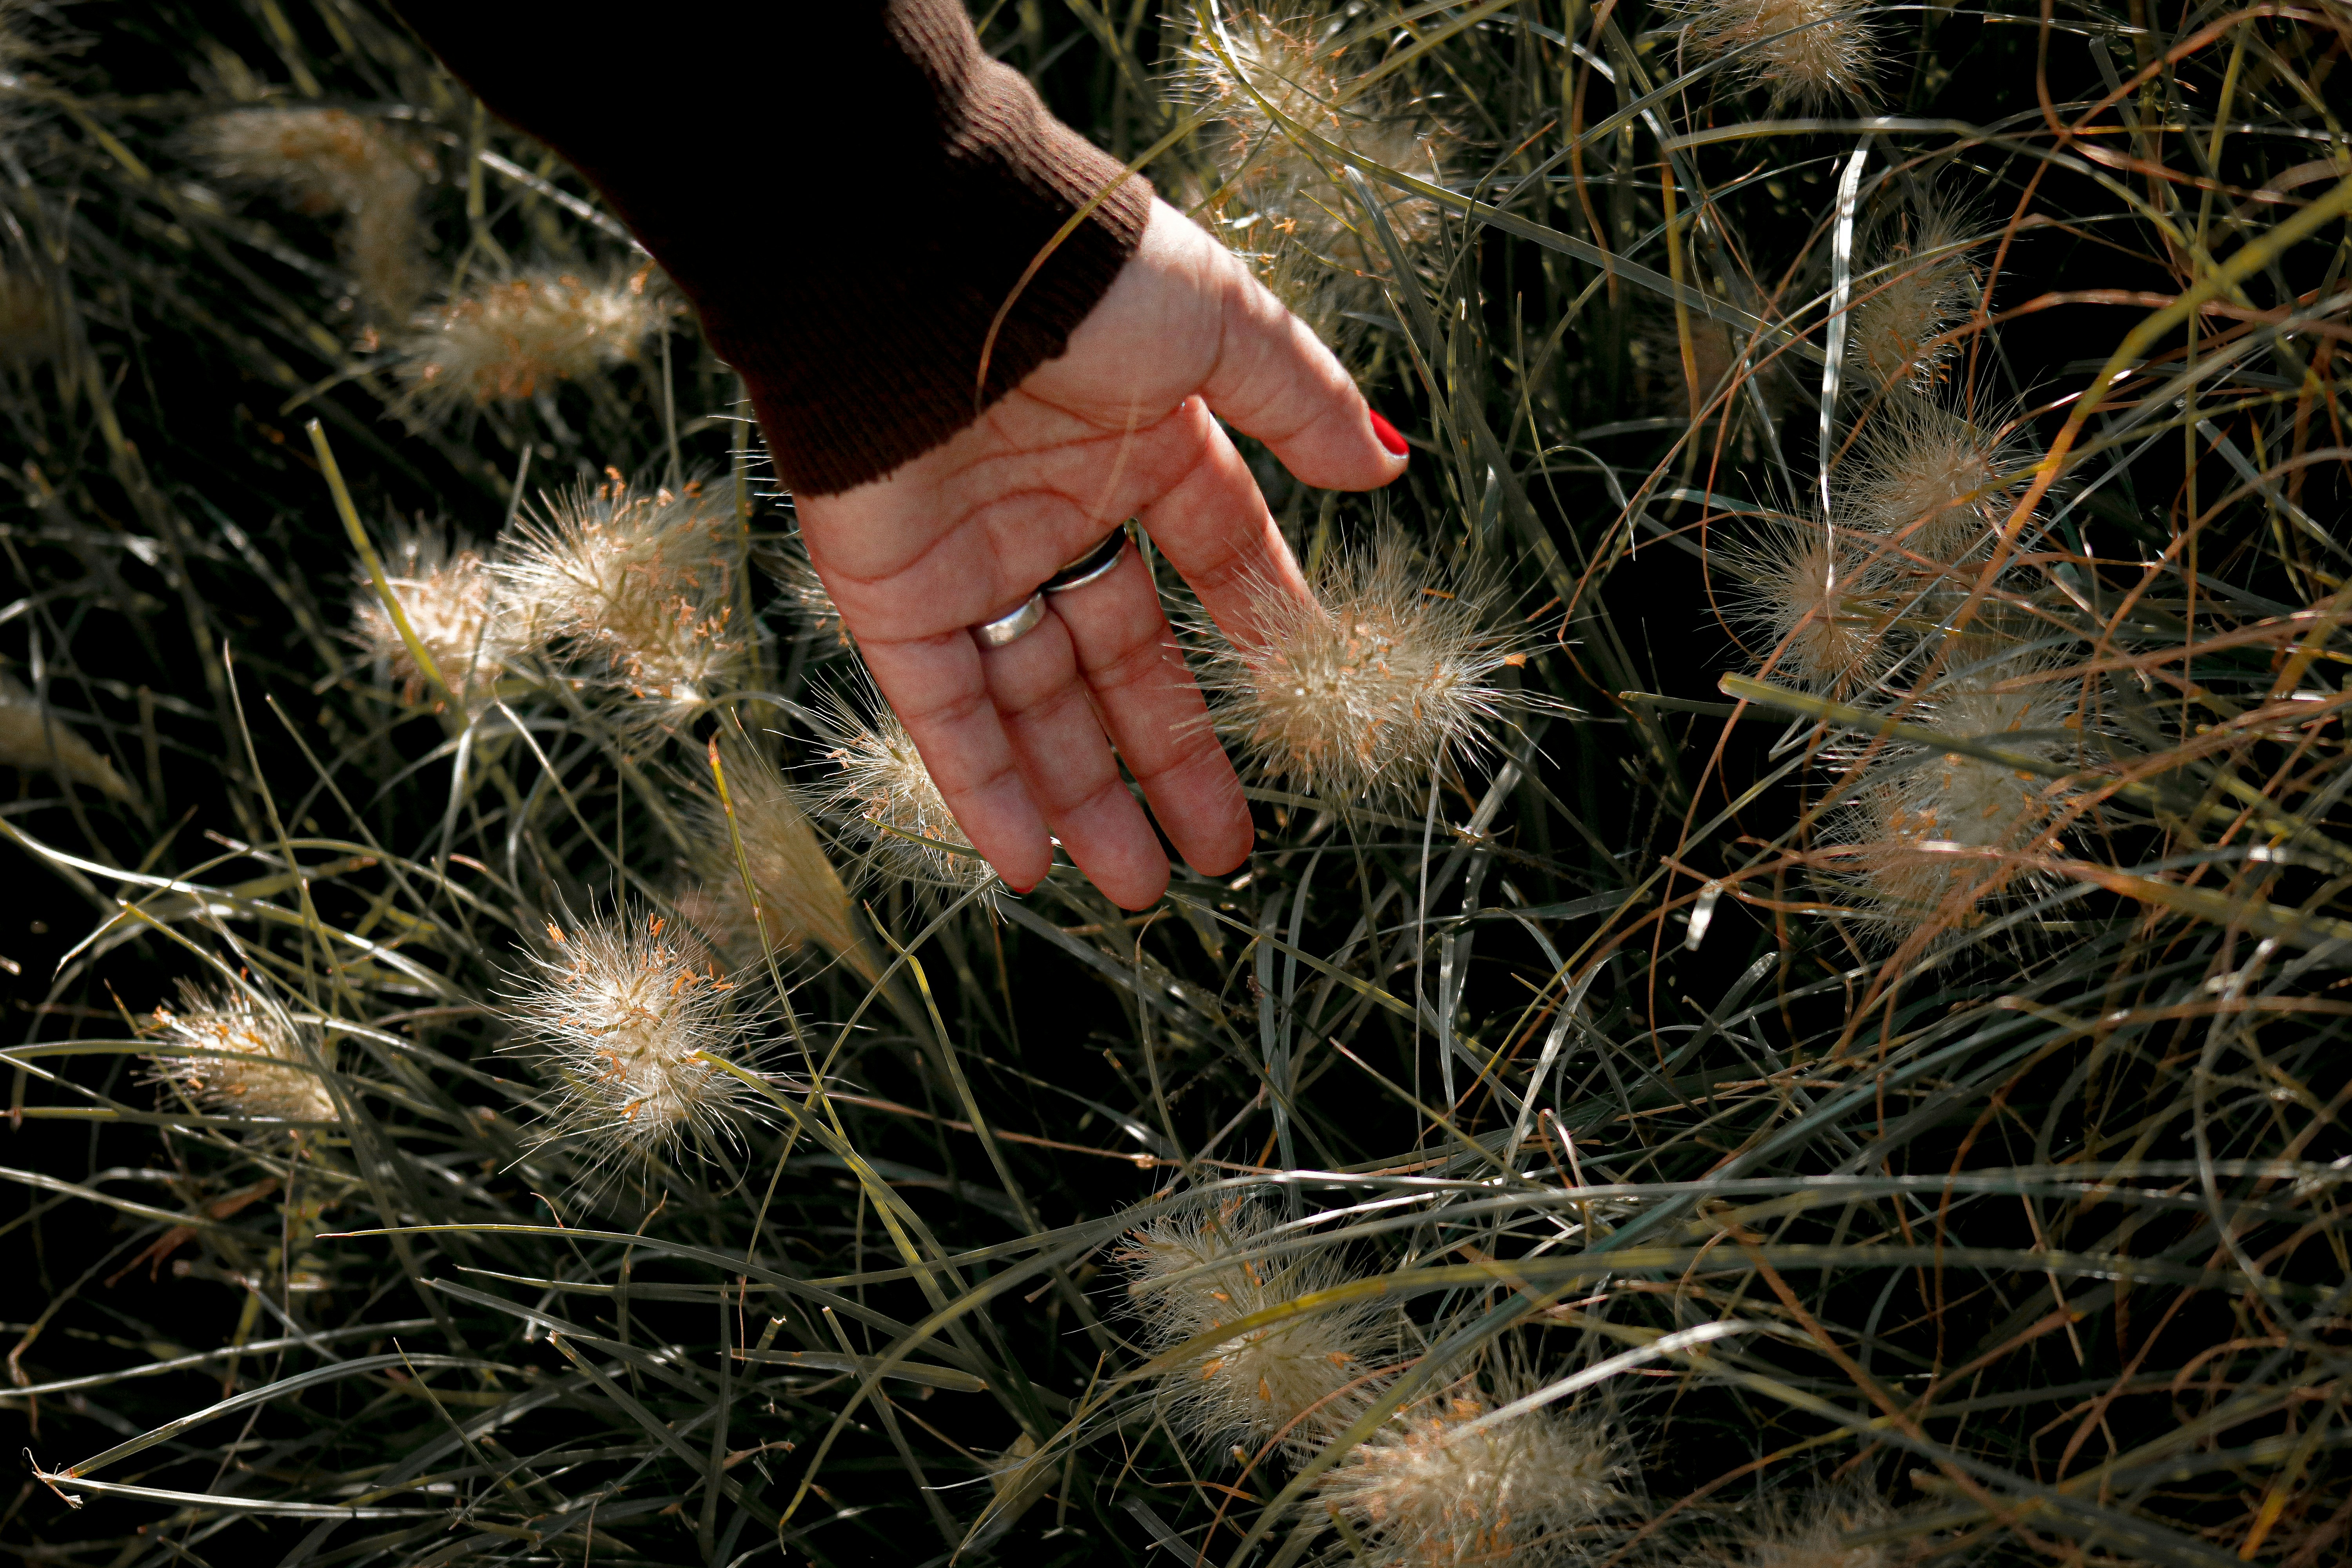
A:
[394, 0, 1151, 495]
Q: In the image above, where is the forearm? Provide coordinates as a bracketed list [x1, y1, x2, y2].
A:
[392, 0, 1150, 494]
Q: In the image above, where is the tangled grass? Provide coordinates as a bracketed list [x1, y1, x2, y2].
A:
[4, 4, 2350, 1568]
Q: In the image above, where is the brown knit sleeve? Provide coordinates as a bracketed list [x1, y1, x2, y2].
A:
[391, 0, 1151, 495]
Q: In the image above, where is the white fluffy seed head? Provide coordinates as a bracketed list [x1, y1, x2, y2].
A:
[1849, 198, 1975, 392]
[1675, 0, 1877, 109]
[1193, 532, 1543, 804]
[682, 745, 866, 978]
[143, 981, 336, 1125]
[797, 676, 995, 893]
[350, 525, 521, 708]
[1846, 399, 2031, 565]
[1120, 1200, 1389, 1458]
[495, 475, 743, 730]
[1724, 1488, 1901, 1568]
[1174, 8, 1454, 360]
[197, 107, 432, 316]
[0, 673, 136, 802]
[1315, 1374, 1629, 1567]
[756, 534, 848, 650]
[1826, 649, 2084, 929]
[399, 268, 667, 410]
[504, 908, 760, 1178]
[1725, 514, 1899, 697]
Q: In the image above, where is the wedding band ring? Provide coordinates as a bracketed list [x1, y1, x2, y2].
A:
[971, 591, 1047, 649]
[1042, 526, 1130, 595]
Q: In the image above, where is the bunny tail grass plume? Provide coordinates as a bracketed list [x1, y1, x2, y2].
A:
[142, 981, 336, 1125]
[756, 533, 849, 650]
[0, 672, 136, 802]
[1846, 397, 2033, 564]
[1314, 1370, 1629, 1567]
[197, 107, 431, 317]
[1673, 0, 1877, 110]
[1193, 531, 1545, 804]
[401, 267, 667, 411]
[1824, 647, 2086, 933]
[1120, 1199, 1389, 1458]
[1849, 196, 1976, 391]
[681, 743, 871, 981]
[1174, 6, 1455, 359]
[799, 673, 995, 893]
[1725, 513, 1898, 697]
[349, 524, 521, 709]
[504, 906, 762, 1182]
[1715, 1487, 1915, 1567]
[497, 474, 743, 731]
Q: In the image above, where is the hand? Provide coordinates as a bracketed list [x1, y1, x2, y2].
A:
[795, 198, 1407, 910]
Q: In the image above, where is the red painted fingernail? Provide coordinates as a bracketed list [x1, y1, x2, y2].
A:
[1369, 410, 1409, 457]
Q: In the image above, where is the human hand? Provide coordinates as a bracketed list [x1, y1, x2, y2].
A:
[795, 197, 1408, 910]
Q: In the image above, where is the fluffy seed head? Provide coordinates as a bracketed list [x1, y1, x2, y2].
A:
[197, 107, 432, 316]
[1726, 515, 1900, 696]
[505, 908, 760, 1176]
[1675, 0, 1877, 110]
[0, 673, 136, 801]
[798, 676, 995, 892]
[1193, 533, 1543, 803]
[1175, 8, 1455, 359]
[350, 525, 521, 708]
[143, 981, 336, 1125]
[1315, 1374, 1628, 1567]
[1722, 1489, 1904, 1568]
[1847, 399, 2031, 564]
[1849, 199, 1975, 391]
[1826, 651, 2083, 929]
[496, 475, 743, 729]
[1120, 1200, 1389, 1457]
[682, 745, 867, 978]
[757, 534, 849, 650]
[400, 269, 666, 410]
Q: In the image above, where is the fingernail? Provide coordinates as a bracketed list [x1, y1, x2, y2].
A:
[1369, 410, 1410, 457]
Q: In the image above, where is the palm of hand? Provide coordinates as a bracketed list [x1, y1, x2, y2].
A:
[796, 200, 1403, 909]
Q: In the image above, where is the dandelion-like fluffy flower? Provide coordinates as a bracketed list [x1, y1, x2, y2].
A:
[1826, 652, 2084, 928]
[399, 269, 666, 410]
[683, 744, 867, 977]
[1674, 0, 1877, 110]
[1315, 1375, 1628, 1567]
[0, 673, 136, 801]
[799, 676, 995, 892]
[1192, 532, 1541, 803]
[143, 981, 336, 1124]
[350, 525, 521, 708]
[1847, 398, 2031, 564]
[197, 107, 432, 316]
[1120, 1200, 1388, 1457]
[1174, 8, 1455, 359]
[1849, 199, 1975, 391]
[496, 475, 743, 728]
[1726, 514, 1901, 696]
[504, 908, 760, 1174]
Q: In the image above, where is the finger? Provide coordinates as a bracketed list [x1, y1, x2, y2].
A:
[855, 631, 1053, 893]
[1194, 240, 1409, 491]
[978, 608, 1173, 910]
[1047, 543, 1253, 877]
[1139, 407, 1315, 647]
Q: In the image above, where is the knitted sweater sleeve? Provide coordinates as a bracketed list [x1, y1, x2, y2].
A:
[391, 0, 1152, 495]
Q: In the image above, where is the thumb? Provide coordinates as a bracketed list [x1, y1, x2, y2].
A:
[1189, 231, 1410, 492]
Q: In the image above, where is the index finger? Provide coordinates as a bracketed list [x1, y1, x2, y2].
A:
[1136, 398, 1316, 650]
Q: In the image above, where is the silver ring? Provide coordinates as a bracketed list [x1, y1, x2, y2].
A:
[971, 591, 1047, 649]
[1042, 526, 1130, 595]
